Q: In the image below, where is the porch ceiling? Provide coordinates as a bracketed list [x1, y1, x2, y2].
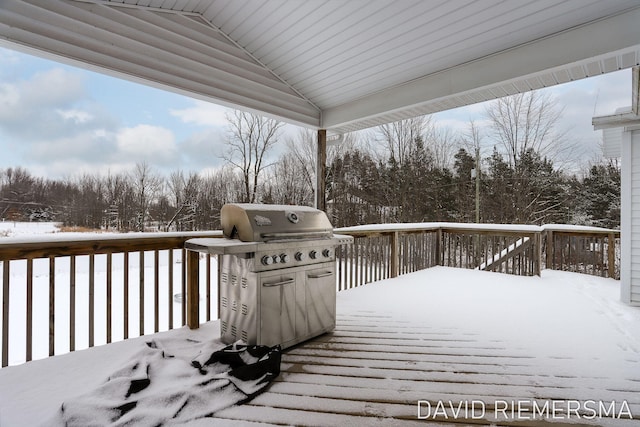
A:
[1, 0, 639, 134]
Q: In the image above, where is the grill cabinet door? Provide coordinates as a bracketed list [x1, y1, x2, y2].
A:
[305, 265, 336, 334]
[260, 272, 296, 347]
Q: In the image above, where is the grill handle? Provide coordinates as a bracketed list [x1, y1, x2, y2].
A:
[260, 231, 332, 241]
[263, 278, 295, 287]
[308, 271, 333, 279]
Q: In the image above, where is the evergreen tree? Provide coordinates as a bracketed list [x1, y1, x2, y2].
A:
[575, 160, 620, 228]
[453, 148, 477, 222]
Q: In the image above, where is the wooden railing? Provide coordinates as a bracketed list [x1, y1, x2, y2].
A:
[544, 225, 620, 278]
[334, 226, 441, 290]
[1, 223, 619, 367]
[0, 231, 221, 367]
[334, 223, 619, 290]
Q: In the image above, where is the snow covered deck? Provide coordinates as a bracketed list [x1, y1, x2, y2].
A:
[1, 267, 639, 425]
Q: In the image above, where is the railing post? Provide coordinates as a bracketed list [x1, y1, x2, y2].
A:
[186, 249, 200, 329]
[534, 232, 542, 276]
[608, 232, 616, 278]
[390, 231, 399, 278]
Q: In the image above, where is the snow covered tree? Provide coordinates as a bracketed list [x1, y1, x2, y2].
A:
[574, 160, 620, 228]
[453, 148, 477, 222]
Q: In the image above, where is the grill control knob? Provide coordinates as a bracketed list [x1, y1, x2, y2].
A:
[322, 248, 332, 258]
[309, 250, 317, 259]
[295, 251, 306, 261]
[261, 255, 274, 266]
[279, 253, 289, 263]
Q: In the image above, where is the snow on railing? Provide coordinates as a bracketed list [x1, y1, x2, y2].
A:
[0, 223, 619, 367]
[335, 222, 620, 287]
[0, 231, 221, 367]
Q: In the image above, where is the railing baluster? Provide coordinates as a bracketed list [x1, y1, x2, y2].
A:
[168, 249, 174, 330]
[352, 238, 358, 287]
[599, 237, 605, 277]
[350, 240, 355, 288]
[367, 237, 373, 283]
[181, 248, 186, 326]
[154, 250, 159, 334]
[69, 256, 75, 352]
[2, 260, 9, 367]
[139, 251, 144, 336]
[49, 257, 55, 357]
[206, 254, 211, 322]
[26, 259, 33, 361]
[124, 251, 129, 340]
[107, 253, 112, 344]
[89, 254, 94, 348]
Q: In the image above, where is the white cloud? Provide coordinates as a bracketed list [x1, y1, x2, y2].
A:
[0, 67, 94, 140]
[0, 82, 20, 111]
[170, 100, 230, 127]
[21, 68, 86, 108]
[116, 124, 177, 163]
[0, 47, 21, 67]
[57, 108, 93, 124]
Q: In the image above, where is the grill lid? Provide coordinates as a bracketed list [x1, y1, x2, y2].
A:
[221, 203, 333, 242]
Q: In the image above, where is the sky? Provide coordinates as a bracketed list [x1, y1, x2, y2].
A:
[0, 44, 633, 180]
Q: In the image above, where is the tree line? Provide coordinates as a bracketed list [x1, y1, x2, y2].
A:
[0, 93, 620, 231]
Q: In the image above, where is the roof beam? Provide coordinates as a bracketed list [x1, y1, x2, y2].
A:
[322, 7, 640, 130]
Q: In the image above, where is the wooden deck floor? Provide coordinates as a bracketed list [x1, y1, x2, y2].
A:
[1, 268, 639, 426]
[209, 268, 640, 426]
[209, 311, 640, 426]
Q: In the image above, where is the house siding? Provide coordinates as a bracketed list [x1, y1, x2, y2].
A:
[603, 128, 622, 158]
[626, 129, 640, 305]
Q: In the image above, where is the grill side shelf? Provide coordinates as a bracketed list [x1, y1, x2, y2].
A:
[185, 238, 258, 255]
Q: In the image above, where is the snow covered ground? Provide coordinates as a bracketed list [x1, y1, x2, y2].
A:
[0, 220, 60, 237]
[1, 265, 639, 425]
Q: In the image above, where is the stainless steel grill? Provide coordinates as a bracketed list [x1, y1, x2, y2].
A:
[186, 203, 352, 349]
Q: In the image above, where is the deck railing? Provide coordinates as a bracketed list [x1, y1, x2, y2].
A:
[1, 223, 619, 367]
[0, 231, 221, 367]
[334, 223, 619, 289]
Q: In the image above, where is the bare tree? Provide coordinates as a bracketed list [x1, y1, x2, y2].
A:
[428, 125, 458, 170]
[222, 111, 284, 203]
[166, 170, 201, 231]
[131, 161, 162, 231]
[279, 128, 359, 204]
[373, 116, 433, 166]
[485, 91, 571, 166]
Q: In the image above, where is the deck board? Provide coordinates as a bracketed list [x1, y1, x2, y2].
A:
[207, 309, 640, 425]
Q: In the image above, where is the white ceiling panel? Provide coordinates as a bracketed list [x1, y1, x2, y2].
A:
[0, 0, 639, 134]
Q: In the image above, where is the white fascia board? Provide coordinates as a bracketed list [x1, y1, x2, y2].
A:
[322, 7, 640, 130]
[593, 111, 640, 130]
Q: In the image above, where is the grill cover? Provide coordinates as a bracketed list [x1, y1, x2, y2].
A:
[220, 203, 333, 242]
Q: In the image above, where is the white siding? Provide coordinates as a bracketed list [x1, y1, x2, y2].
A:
[626, 129, 640, 305]
[602, 128, 622, 158]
